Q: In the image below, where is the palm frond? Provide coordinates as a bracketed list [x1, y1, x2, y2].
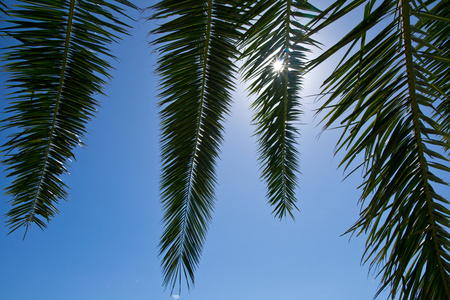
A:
[1, 0, 136, 235]
[241, 0, 320, 220]
[310, 0, 450, 298]
[151, 0, 243, 292]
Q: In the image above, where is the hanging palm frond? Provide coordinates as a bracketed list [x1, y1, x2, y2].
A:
[309, 0, 450, 298]
[151, 0, 243, 292]
[1, 0, 136, 235]
[241, 0, 320, 220]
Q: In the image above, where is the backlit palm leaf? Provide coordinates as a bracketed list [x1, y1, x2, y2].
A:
[1, 0, 136, 235]
[241, 0, 320, 219]
[151, 0, 242, 291]
[310, 0, 450, 298]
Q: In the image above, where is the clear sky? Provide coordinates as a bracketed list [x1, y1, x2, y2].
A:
[0, 1, 397, 299]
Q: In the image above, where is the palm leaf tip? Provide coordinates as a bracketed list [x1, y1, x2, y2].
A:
[1, 0, 136, 234]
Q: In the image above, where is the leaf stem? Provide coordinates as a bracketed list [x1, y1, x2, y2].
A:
[400, 0, 449, 297]
[25, 0, 76, 236]
[178, 0, 213, 288]
[281, 0, 291, 216]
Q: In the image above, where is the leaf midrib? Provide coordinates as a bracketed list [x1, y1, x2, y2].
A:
[26, 0, 76, 235]
[281, 0, 291, 215]
[180, 0, 213, 252]
[400, 1, 450, 297]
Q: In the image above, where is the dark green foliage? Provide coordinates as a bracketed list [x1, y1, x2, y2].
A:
[151, 0, 243, 291]
[310, 0, 450, 298]
[1, 0, 136, 235]
[1, 0, 448, 299]
[241, 0, 320, 219]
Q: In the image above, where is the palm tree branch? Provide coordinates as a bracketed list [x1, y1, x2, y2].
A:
[309, 0, 449, 298]
[178, 0, 212, 289]
[400, 1, 450, 297]
[241, 0, 319, 219]
[2, 0, 135, 234]
[153, 0, 241, 291]
[26, 0, 77, 237]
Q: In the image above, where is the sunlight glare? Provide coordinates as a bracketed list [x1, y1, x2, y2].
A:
[272, 59, 284, 72]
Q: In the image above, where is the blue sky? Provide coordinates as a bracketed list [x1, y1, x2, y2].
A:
[0, 1, 398, 299]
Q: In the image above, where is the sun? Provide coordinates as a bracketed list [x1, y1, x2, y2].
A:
[272, 59, 284, 72]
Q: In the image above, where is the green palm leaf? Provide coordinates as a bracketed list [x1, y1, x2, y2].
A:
[151, 0, 243, 291]
[241, 0, 320, 220]
[1, 0, 136, 235]
[310, 0, 450, 298]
